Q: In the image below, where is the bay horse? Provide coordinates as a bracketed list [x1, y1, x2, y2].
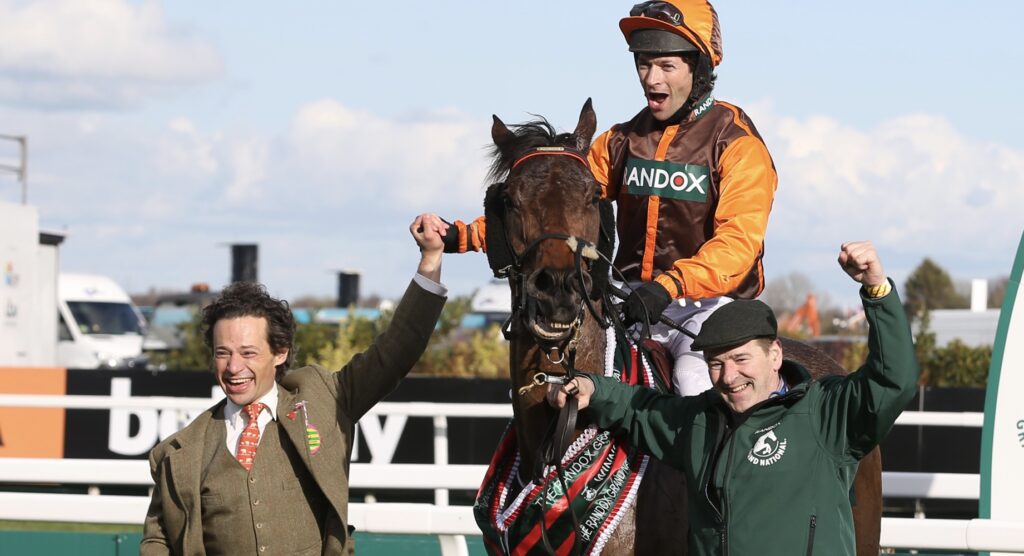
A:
[472, 99, 883, 555]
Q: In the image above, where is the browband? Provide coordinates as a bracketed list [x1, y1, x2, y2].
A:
[511, 147, 589, 170]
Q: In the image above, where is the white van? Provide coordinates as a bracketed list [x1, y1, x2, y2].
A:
[57, 273, 148, 369]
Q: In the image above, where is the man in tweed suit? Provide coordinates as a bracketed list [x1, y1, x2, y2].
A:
[141, 214, 449, 555]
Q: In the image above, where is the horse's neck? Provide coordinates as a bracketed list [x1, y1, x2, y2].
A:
[510, 315, 607, 478]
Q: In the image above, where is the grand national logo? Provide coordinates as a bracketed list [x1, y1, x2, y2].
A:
[747, 426, 788, 467]
[623, 157, 710, 202]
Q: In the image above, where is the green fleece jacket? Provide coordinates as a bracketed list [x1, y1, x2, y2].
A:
[585, 286, 918, 556]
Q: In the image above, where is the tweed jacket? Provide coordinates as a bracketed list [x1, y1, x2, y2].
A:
[140, 280, 445, 555]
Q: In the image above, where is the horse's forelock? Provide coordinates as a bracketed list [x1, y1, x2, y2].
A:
[486, 117, 581, 182]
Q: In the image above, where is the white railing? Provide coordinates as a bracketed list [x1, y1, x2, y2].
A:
[0, 393, 511, 416]
[2, 393, 1021, 553]
[0, 393, 985, 423]
[0, 458, 986, 500]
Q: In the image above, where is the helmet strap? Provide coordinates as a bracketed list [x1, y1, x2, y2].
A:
[684, 54, 715, 112]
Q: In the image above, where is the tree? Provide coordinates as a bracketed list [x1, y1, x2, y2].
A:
[146, 312, 210, 371]
[913, 311, 991, 387]
[436, 295, 472, 337]
[145, 292, 511, 379]
[293, 322, 339, 366]
[762, 271, 816, 313]
[902, 258, 968, 318]
[413, 325, 509, 378]
[989, 276, 1010, 309]
[314, 312, 383, 371]
[927, 340, 992, 387]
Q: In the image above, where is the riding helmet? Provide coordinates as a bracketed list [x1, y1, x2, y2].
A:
[620, 0, 723, 67]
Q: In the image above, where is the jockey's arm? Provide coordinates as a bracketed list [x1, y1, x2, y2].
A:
[443, 215, 488, 253]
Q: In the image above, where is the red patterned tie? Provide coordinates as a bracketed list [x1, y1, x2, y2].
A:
[236, 403, 266, 470]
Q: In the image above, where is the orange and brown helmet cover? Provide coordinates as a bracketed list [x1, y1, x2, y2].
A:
[620, 0, 723, 67]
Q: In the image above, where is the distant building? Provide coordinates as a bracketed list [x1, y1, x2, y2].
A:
[913, 279, 1000, 347]
[460, 280, 512, 329]
[920, 308, 1000, 347]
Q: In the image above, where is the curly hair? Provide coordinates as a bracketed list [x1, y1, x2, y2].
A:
[201, 281, 296, 380]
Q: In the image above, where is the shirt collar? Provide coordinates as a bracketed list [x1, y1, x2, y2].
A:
[224, 384, 280, 423]
[769, 375, 789, 398]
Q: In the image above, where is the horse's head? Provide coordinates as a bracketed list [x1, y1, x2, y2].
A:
[484, 99, 613, 347]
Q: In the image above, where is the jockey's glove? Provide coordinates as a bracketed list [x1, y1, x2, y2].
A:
[623, 282, 672, 328]
[440, 218, 461, 253]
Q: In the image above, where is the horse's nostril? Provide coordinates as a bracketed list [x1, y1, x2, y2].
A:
[534, 269, 555, 293]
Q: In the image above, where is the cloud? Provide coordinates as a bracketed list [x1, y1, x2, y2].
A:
[156, 118, 220, 178]
[284, 99, 491, 211]
[744, 101, 1024, 305]
[8, 98, 497, 299]
[224, 139, 269, 202]
[0, 0, 222, 109]
[20, 90, 1020, 306]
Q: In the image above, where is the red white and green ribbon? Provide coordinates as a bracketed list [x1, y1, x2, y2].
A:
[475, 327, 661, 555]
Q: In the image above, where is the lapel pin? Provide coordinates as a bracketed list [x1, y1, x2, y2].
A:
[294, 400, 322, 455]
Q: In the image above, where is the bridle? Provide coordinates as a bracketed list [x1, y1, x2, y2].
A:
[486, 145, 617, 555]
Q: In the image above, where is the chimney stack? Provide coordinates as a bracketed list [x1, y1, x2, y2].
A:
[231, 244, 258, 284]
[336, 271, 360, 308]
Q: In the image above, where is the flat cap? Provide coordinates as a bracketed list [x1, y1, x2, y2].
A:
[691, 299, 778, 352]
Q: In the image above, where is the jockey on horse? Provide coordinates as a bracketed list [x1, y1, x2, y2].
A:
[440, 0, 778, 398]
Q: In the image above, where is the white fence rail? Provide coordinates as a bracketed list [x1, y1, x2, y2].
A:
[0, 393, 987, 424]
[0, 458, 986, 500]
[2, 393, 1021, 552]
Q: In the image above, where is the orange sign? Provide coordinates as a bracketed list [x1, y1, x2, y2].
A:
[0, 367, 67, 458]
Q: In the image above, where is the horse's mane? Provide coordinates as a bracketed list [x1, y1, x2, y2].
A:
[487, 117, 578, 182]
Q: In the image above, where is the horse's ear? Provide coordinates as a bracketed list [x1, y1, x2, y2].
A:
[573, 98, 597, 153]
[491, 115, 515, 154]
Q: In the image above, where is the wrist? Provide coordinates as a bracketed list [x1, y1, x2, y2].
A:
[417, 251, 442, 278]
[864, 279, 891, 299]
[441, 220, 461, 253]
[575, 374, 596, 395]
[643, 281, 671, 302]
[654, 274, 683, 299]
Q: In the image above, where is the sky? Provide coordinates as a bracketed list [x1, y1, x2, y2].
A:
[2, 0, 1023, 309]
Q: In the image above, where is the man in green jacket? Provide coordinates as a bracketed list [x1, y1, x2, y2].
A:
[547, 240, 919, 555]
